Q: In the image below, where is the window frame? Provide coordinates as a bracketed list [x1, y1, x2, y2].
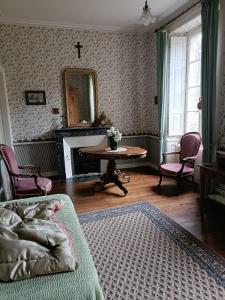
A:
[184, 26, 202, 134]
[167, 25, 202, 139]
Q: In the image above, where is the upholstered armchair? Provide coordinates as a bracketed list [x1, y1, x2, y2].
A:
[158, 132, 201, 193]
[0, 144, 52, 199]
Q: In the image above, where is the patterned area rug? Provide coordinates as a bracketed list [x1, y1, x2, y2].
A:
[79, 202, 225, 300]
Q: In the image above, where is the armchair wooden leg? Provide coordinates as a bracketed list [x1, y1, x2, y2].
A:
[158, 172, 162, 186]
[176, 177, 181, 195]
[41, 189, 47, 196]
[191, 175, 197, 191]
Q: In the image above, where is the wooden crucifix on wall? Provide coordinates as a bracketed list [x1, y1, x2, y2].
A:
[75, 42, 83, 59]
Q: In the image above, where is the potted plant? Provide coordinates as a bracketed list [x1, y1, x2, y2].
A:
[106, 127, 122, 150]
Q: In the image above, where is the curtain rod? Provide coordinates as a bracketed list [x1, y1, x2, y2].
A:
[155, 0, 201, 33]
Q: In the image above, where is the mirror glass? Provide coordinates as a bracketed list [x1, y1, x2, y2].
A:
[64, 68, 98, 127]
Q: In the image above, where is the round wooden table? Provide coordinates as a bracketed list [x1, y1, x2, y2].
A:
[79, 145, 147, 195]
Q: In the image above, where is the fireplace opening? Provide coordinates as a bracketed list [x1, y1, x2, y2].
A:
[72, 148, 100, 175]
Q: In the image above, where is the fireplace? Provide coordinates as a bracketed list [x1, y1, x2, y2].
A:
[55, 127, 108, 179]
[72, 147, 100, 175]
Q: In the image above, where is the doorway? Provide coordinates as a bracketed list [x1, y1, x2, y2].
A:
[0, 94, 4, 144]
[0, 64, 13, 200]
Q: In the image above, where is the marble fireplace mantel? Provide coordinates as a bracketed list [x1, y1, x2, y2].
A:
[55, 127, 108, 178]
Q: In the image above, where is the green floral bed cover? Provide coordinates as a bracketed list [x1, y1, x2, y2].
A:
[0, 194, 104, 300]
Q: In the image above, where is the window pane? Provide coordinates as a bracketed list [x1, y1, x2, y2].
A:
[189, 33, 202, 62]
[188, 61, 201, 87]
[168, 36, 187, 136]
[186, 112, 200, 132]
[186, 87, 200, 111]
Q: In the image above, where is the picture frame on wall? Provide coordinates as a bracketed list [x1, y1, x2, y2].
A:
[25, 91, 46, 105]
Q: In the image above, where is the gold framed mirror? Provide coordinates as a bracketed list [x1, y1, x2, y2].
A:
[64, 68, 98, 127]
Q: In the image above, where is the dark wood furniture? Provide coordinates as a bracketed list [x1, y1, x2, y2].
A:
[79, 146, 147, 195]
[199, 164, 225, 219]
[0, 144, 52, 199]
[159, 132, 201, 193]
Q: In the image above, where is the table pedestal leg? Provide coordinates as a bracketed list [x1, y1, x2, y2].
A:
[98, 160, 128, 195]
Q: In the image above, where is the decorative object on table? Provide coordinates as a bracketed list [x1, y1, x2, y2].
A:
[137, 0, 156, 26]
[106, 127, 122, 150]
[107, 147, 127, 153]
[25, 90, 46, 105]
[94, 111, 113, 127]
[75, 42, 83, 58]
[79, 202, 225, 299]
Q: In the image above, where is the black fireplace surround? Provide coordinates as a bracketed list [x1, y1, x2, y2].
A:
[55, 127, 108, 178]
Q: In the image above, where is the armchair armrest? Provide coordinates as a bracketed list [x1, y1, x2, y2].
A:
[10, 171, 37, 179]
[19, 164, 41, 176]
[19, 164, 36, 169]
[177, 156, 197, 175]
[163, 151, 180, 156]
[182, 156, 197, 162]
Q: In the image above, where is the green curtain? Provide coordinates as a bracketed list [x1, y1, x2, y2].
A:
[156, 27, 169, 163]
[201, 0, 219, 163]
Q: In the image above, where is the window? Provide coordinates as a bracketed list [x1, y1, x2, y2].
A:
[185, 31, 202, 133]
[168, 28, 202, 138]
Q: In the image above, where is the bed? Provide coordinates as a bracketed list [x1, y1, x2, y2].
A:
[0, 194, 104, 300]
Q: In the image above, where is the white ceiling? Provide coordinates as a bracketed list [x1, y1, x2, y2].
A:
[0, 0, 191, 31]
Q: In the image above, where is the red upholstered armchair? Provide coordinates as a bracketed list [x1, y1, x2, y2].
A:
[158, 132, 201, 192]
[0, 144, 52, 199]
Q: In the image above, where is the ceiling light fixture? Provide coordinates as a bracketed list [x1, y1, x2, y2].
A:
[138, 0, 156, 26]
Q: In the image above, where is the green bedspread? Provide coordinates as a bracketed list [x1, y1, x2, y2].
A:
[0, 194, 104, 300]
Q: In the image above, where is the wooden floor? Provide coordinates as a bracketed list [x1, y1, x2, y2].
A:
[52, 167, 225, 259]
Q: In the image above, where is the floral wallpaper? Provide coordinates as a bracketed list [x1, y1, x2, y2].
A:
[0, 24, 158, 142]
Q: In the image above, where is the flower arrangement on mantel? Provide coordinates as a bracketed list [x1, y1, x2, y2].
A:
[107, 127, 122, 150]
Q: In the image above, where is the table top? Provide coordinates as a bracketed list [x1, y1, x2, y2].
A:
[79, 145, 147, 160]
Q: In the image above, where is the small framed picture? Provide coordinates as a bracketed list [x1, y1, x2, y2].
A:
[25, 91, 46, 105]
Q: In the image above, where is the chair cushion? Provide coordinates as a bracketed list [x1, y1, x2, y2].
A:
[160, 163, 194, 177]
[15, 177, 52, 194]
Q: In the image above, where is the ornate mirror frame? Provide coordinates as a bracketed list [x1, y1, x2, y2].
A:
[64, 68, 98, 127]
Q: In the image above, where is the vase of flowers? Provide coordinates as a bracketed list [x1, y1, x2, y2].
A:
[107, 127, 122, 150]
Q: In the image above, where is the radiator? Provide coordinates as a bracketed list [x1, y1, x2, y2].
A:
[13, 135, 159, 176]
[118, 135, 159, 169]
[14, 141, 58, 176]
